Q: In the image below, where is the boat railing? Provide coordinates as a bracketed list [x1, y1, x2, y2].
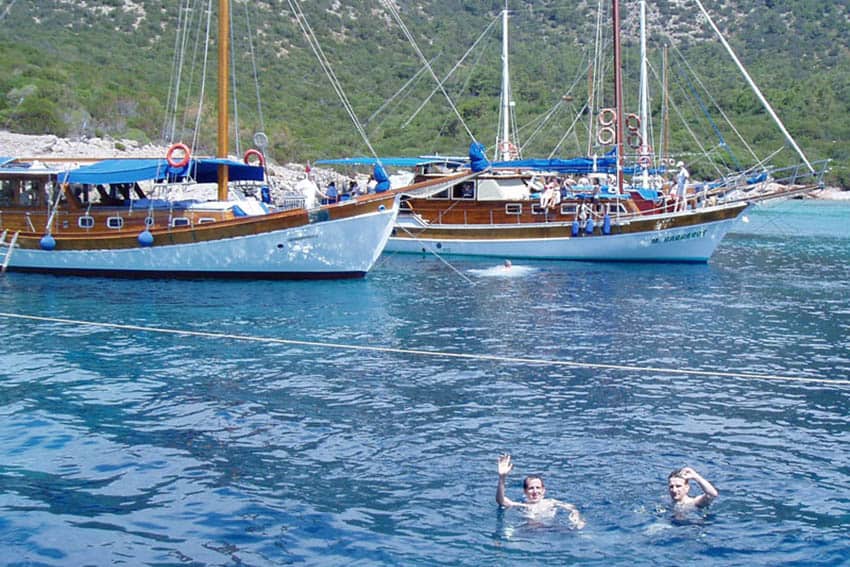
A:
[768, 159, 830, 188]
[712, 159, 830, 192]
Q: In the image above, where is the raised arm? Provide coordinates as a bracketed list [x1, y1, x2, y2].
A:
[681, 467, 718, 507]
[496, 454, 517, 508]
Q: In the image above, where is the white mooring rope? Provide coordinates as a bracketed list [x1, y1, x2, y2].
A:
[0, 312, 845, 387]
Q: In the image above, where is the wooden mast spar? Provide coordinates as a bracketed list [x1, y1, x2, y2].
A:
[217, 0, 229, 201]
[611, 0, 625, 194]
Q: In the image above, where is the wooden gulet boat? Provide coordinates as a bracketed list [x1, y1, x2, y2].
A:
[0, 0, 407, 280]
[0, 157, 400, 278]
[381, 0, 823, 262]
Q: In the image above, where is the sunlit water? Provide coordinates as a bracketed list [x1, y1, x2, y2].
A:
[0, 200, 848, 566]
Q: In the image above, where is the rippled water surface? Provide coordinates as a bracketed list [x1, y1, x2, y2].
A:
[0, 200, 848, 566]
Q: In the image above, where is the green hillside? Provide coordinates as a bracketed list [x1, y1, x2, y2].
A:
[0, 0, 847, 185]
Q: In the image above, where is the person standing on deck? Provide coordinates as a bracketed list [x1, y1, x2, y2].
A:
[675, 161, 690, 212]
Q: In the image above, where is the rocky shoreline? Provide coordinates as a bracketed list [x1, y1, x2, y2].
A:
[0, 130, 845, 200]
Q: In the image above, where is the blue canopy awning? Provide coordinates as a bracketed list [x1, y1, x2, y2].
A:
[61, 158, 264, 185]
[315, 156, 466, 168]
[491, 157, 619, 174]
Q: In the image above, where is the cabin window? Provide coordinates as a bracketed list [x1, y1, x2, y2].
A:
[144, 216, 155, 228]
[429, 189, 450, 200]
[0, 180, 12, 205]
[531, 203, 546, 215]
[171, 217, 191, 228]
[451, 181, 475, 200]
[505, 203, 522, 215]
[197, 217, 216, 225]
[18, 181, 37, 206]
[106, 216, 124, 229]
[78, 215, 95, 229]
[560, 203, 577, 215]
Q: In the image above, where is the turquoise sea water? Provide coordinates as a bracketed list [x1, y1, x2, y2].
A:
[0, 200, 848, 566]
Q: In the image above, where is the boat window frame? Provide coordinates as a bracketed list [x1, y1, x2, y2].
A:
[428, 188, 450, 200]
[197, 217, 216, 225]
[505, 203, 522, 215]
[106, 216, 124, 229]
[171, 217, 191, 228]
[78, 215, 95, 229]
[451, 181, 476, 200]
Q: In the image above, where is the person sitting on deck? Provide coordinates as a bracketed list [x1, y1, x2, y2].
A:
[325, 181, 339, 204]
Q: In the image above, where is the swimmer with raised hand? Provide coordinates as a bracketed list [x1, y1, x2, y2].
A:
[496, 453, 585, 528]
[667, 466, 718, 509]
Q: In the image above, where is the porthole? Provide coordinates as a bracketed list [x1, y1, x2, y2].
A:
[106, 216, 124, 229]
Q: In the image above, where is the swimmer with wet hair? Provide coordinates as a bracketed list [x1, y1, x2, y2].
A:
[496, 454, 585, 528]
[667, 466, 718, 509]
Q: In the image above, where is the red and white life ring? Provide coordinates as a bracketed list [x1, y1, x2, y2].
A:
[598, 107, 617, 127]
[597, 126, 616, 146]
[625, 113, 641, 131]
[243, 148, 265, 167]
[165, 143, 191, 168]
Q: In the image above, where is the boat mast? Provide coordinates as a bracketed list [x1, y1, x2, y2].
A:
[662, 45, 669, 164]
[498, 0, 513, 161]
[217, 0, 230, 200]
[612, 0, 624, 193]
[638, 0, 649, 186]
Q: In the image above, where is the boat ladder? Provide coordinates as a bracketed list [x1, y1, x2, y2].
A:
[1, 230, 20, 274]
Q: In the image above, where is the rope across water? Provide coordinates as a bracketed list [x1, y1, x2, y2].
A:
[1, 312, 845, 388]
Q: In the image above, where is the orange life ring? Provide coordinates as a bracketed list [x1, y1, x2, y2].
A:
[243, 148, 265, 167]
[166, 143, 191, 168]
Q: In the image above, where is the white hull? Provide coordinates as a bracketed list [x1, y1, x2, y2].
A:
[385, 206, 746, 263]
[3, 200, 399, 278]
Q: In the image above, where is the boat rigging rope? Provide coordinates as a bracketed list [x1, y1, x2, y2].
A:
[0, 0, 19, 23]
[402, 14, 500, 130]
[378, 0, 477, 143]
[241, 4, 266, 137]
[665, 44, 760, 166]
[392, 224, 477, 286]
[286, 0, 382, 162]
[368, 54, 440, 126]
[0, 312, 845, 389]
[190, 0, 214, 156]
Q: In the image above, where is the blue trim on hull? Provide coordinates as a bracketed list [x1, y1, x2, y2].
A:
[4, 266, 367, 280]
